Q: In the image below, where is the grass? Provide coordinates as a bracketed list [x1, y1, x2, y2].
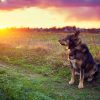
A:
[0, 65, 100, 100]
[0, 31, 100, 100]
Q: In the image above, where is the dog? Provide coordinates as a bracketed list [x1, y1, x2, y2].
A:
[59, 31, 100, 89]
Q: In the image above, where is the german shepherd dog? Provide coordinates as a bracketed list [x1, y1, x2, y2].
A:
[59, 31, 100, 89]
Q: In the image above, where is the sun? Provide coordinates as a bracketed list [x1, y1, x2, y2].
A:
[1, 0, 6, 2]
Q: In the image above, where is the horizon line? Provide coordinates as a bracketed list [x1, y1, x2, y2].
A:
[0, 26, 100, 30]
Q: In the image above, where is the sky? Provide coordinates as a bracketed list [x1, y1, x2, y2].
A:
[0, 0, 100, 28]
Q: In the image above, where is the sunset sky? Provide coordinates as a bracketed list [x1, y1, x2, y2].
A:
[0, 0, 100, 28]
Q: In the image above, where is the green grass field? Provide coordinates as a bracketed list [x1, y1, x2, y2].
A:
[0, 30, 100, 100]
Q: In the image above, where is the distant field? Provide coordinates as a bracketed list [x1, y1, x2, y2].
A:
[0, 30, 100, 100]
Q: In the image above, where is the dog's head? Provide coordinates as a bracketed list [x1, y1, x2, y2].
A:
[59, 30, 81, 49]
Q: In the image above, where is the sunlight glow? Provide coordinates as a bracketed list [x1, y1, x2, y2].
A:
[0, 7, 100, 28]
[0, 29, 9, 38]
[1, 0, 6, 2]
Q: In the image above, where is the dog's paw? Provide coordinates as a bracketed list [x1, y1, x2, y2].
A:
[78, 83, 84, 89]
[69, 80, 74, 85]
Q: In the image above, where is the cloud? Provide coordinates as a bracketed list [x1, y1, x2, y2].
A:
[0, 0, 100, 10]
[0, 0, 38, 10]
[48, 6, 100, 21]
[65, 7, 100, 21]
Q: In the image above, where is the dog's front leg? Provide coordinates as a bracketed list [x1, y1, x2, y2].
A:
[69, 68, 75, 85]
[78, 69, 84, 89]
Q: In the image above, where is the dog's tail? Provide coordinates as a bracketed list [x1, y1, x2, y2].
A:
[93, 64, 100, 78]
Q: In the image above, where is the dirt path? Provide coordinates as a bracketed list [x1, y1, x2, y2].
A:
[0, 62, 7, 67]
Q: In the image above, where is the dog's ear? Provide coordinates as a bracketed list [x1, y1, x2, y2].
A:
[74, 30, 80, 37]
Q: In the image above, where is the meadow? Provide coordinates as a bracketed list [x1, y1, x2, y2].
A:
[0, 29, 100, 100]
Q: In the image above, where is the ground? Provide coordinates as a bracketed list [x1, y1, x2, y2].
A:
[0, 30, 100, 100]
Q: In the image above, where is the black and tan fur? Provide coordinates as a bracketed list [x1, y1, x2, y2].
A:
[59, 31, 100, 89]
